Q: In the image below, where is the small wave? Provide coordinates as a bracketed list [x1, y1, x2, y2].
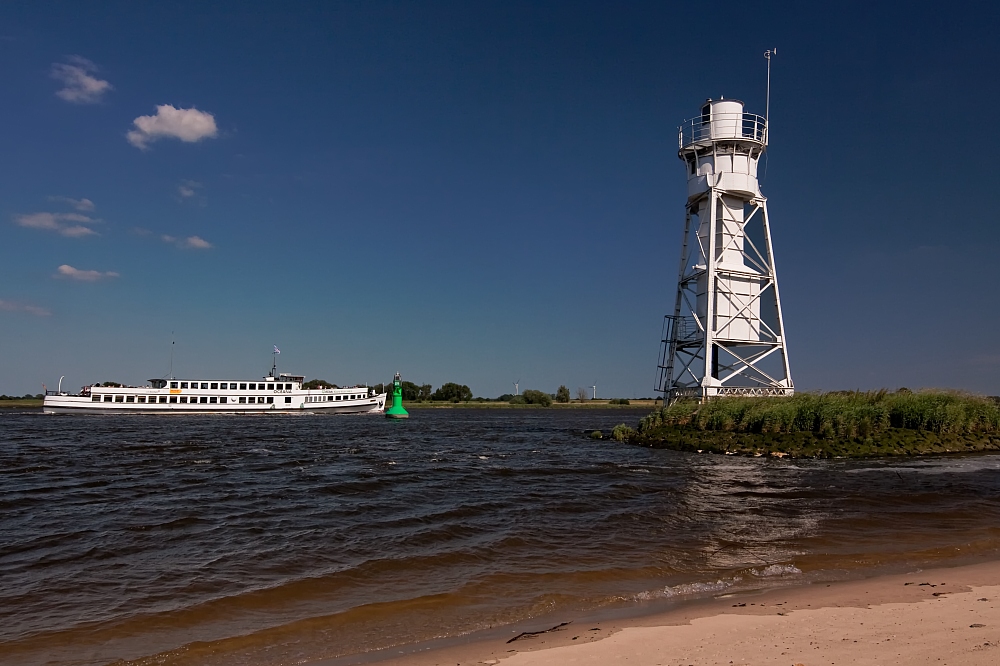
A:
[633, 577, 742, 601]
[751, 563, 802, 577]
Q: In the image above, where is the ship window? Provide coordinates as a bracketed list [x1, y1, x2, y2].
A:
[220, 396, 227, 403]
[267, 397, 273, 404]
[210, 396, 217, 403]
[170, 382, 178, 389]
[104, 395, 113, 402]
[126, 396, 135, 403]
[239, 383, 247, 390]
[199, 396, 207, 403]
[211, 383, 218, 389]
[179, 396, 188, 403]
[249, 383, 256, 390]
[180, 382, 189, 389]
[267, 383, 274, 390]
[239, 396, 246, 404]
[336, 395, 342, 401]
[157, 396, 166, 403]
[169, 396, 178, 403]
[92, 395, 101, 402]
[201, 383, 209, 389]
[219, 383, 228, 389]
[285, 397, 291, 403]
[138, 396, 146, 403]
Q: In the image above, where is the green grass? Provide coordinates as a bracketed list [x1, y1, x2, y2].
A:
[0, 399, 43, 409]
[625, 390, 1000, 458]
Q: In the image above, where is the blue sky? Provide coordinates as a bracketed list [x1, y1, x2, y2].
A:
[2, 1, 998, 397]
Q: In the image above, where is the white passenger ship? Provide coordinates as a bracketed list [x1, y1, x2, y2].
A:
[42, 372, 386, 414]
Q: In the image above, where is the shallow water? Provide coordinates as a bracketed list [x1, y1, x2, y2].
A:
[1, 409, 999, 665]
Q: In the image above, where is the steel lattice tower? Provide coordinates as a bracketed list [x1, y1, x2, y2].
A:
[656, 96, 793, 402]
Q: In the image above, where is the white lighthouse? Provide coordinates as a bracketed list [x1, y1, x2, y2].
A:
[656, 65, 793, 401]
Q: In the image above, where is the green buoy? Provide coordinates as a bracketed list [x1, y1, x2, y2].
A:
[385, 372, 409, 419]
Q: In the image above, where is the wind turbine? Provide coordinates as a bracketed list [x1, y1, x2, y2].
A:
[591, 384, 597, 400]
[513, 379, 520, 396]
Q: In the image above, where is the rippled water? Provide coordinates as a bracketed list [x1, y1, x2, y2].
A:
[2, 409, 1000, 665]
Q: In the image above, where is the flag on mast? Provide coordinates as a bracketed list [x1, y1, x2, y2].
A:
[273, 345, 280, 355]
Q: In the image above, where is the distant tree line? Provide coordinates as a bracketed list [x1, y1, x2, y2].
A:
[303, 379, 339, 390]
[303, 379, 637, 405]
[0, 394, 44, 400]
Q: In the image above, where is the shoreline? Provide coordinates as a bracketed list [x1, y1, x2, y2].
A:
[349, 558, 1000, 666]
[0, 400, 659, 410]
[631, 425, 1000, 457]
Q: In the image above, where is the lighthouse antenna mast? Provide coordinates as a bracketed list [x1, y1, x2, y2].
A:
[764, 48, 776, 129]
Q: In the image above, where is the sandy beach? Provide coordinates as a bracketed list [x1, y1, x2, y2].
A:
[372, 559, 1000, 666]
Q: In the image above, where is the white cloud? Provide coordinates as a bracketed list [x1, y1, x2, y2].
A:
[177, 180, 202, 199]
[127, 105, 218, 149]
[49, 196, 95, 211]
[0, 299, 51, 317]
[184, 235, 212, 249]
[162, 234, 213, 249]
[60, 225, 99, 238]
[51, 56, 112, 104]
[55, 264, 119, 281]
[14, 212, 100, 237]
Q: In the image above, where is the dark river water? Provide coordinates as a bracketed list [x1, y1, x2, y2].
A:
[2, 408, 1000, 665]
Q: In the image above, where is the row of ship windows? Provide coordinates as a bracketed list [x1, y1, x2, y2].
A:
[91, 394, 366, 404]
[169, 382, 294, 390]
[304, 395, 364, 402]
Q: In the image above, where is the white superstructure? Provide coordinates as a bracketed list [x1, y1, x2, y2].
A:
[656, 91, 793, 402]
[43, 372, 386, 414]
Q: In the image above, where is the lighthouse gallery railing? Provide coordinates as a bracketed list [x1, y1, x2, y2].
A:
[678, 112, 767, 149]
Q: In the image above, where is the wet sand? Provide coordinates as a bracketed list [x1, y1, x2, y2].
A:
[371, 559, 1000, 666]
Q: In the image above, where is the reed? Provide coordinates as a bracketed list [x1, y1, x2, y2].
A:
[638, 390, 1000, 439]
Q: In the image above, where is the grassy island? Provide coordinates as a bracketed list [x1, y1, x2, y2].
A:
[613, 390, 1000, 458]
[0, 398, 43, 409]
